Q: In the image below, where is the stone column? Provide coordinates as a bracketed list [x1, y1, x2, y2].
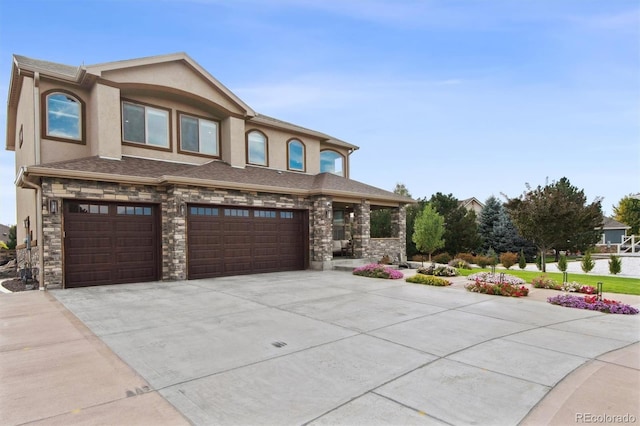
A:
[391, 205, 407, 262]
[166, 186, 187, 280]
[353, 200, 370, 259]
[309, 195, 333, 270]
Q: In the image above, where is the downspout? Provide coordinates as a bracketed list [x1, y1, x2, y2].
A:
[17, 171, 45, 290]
[28, 72, 46, 289]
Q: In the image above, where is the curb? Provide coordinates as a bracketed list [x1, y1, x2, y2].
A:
[0, 278, 14, 293]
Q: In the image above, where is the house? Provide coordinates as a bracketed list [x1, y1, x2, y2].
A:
[459, 197, 484, 216]
[599, 217, 631, 246]
[0, 224, 10, 244]
[5, 53, 413, 289]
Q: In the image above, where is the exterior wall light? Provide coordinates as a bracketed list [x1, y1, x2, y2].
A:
[49, 199, 58, 214]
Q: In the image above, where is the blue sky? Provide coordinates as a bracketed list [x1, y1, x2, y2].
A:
[0, 0, 638, 226]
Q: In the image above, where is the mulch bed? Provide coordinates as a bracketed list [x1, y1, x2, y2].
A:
[1, 278, 37, 292]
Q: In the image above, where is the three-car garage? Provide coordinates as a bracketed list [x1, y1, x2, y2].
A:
[63, 201, 308, 287]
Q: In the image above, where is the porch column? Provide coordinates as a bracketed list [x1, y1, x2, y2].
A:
[309, 195, 333, 270]
[391, 205, 407, 262]
[353, 200, 370, 259]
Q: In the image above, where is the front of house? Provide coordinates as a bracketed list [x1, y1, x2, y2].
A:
[6, 53, 412, 289]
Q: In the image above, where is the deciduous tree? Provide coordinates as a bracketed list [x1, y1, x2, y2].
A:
[505, 177, 603, 272]
[412, 203, 445, 262]
[613, 195, 640, 235]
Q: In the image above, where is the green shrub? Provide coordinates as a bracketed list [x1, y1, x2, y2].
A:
[432, 252, 452, 264]
[405, 274, 451, 286]
[609, 255, 622, 275]
[499, 252, 518, 269]
[518, 250, 527, 270]
[487, 248, 498, 266]
[536, 255, 542, 271]
[581, 252, 595, 273]
[557, 254, 567, 272]
[448, 258, 471, 269]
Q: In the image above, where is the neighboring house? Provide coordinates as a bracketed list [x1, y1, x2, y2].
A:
[599, 217, 631, 246]
[459, 197, 484, 216]
[5, 53, 413, 289]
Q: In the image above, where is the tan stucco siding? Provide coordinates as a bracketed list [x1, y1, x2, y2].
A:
[246, 124, 323, 174]
[100, 62, 245, 116]
[89, 83, 122, 159]
[15, 76, 35, 172]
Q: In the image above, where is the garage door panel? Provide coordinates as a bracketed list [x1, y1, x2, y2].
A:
[187, 205, 306, 279]
[64, 202, 159, 288]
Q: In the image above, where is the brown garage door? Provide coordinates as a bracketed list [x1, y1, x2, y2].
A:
[64, 201, 160, 288]
[187, 205, 307, 279]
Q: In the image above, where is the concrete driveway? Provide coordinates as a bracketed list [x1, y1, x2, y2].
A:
[41, 271, 640, 425]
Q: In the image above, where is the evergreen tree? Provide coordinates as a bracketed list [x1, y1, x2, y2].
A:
[518, 249, 526, 269]
[478, 196, 503, 252]
[581, 252, 595, 273]
[558, 254, 567, 272]
[429, 193, 481, 255]
[609, 255, 622, 275]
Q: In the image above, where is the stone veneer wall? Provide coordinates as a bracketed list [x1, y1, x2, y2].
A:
[37, 177, 396, 287]
[41, 178, 316, 288]
[368, 238, 405, 263]
[42, 178, 167, 289]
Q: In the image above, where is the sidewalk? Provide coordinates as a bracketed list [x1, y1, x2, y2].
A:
[0, 290, 189, 426]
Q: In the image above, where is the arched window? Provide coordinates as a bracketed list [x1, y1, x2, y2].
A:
[44, 91, 84, 142]
[320, 150, 344, 176]
[247, 130, 268, 166]
[287, 139, 305, 171]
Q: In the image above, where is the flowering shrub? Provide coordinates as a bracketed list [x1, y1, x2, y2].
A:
[531, 276, 596, 294]
[467, 272, 526, 286]
[406, 274, 451, 286]
[417, 264, 459, 277]
[532, 275, 561, 290]
[465, 280, 529, 297]
[353, 264, 404, 279]
[548, 294, 639, 315]
[561, 281, 596, 294]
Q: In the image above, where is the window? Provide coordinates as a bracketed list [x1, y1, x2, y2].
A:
[280, 211, 294, 219]
[117, 205, 152, 216]
[69, 203, 108, 214]
[287, 139, 305, 171]
[320, 150, 344, 176]
[179, 113, 219, 156]
[190, 206, 219, 216]
[224, 208, 250, 217]
[255, 210, 276, 218]
[44, 91, 84, 142]
[122, 101, 170, 148]
[247, 130, 267, 166]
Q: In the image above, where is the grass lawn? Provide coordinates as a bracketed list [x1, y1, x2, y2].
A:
[458, 268, 640, 296]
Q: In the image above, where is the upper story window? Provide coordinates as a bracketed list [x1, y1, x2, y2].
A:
[179, 112, 220, 157]
[43, 90, 84, 143]
[122, 100, 170, 149]
[287, 139, 305, 172]
[320, 150, 344, 176]
[247, 130, 268, 166]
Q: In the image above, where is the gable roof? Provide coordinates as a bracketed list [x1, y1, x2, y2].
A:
[602, 217, 631, 230]
[6, 53, 356, 152]
[459, 197, 485, 209]
[21, 156, 414, 205]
